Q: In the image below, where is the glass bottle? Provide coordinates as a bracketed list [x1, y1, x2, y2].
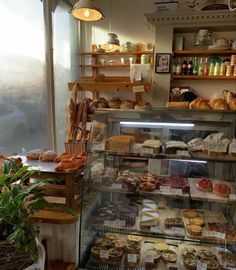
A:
[220, 62, 226, 76]
[187, 58, 193, 75]
[203, 58, 209, 76]
[198, 58, 204, 76]
[176, 58, 182, 75]
[209, 61, 215, 76]
[182, 59, 188, 75]
[193, 57, 198, 75]
[214, 62, 220, 76]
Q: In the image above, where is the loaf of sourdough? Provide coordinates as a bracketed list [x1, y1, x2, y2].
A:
[209, 98, 229, 110]
[228, 98, 236, 110]
[189, 98, 210, 110]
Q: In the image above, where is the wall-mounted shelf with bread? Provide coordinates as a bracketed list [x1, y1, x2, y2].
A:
[173, 75, 236, 80]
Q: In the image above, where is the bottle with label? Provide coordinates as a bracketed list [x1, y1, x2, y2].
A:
[198, 58, 204, 76]
[182, 59, 188, 75]
[203, 58, 209, 76]
[209, 61, 215, 76]
[176, 58, 182, 75]
[187, 58, 193, 75]
[220, 62, 226, 76]
[193, 57, 198, 75]
[214, 62, 220, 76]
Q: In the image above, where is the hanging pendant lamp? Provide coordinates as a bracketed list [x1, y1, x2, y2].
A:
[70, 0, 104, 21]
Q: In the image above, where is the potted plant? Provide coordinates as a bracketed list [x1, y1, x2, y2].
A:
[0, 160, 64, 270]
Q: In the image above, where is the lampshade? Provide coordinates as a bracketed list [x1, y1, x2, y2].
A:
[70, 0, 104, 21]
[101, 33, 120, 52]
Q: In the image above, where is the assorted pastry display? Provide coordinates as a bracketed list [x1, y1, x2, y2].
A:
[55, 153, 85, 172]
[140, 199, 159, 228]
[105, 135, 135, 153]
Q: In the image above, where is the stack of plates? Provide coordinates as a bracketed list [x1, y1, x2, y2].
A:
[208, 44, 231, 50]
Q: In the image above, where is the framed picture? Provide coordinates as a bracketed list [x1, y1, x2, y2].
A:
[155, 53, 171, 73]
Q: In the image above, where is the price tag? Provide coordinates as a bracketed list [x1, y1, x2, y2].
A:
[100, 250, 109, 259]
[230, 194, 236, 200]
[93, 143, 105, 151]
[213, 231, 226, 239]
[144, 254, 154, 263]
[115, 220, 126, 227]
[197, 262, 207, 270]
[176, 150, 189, 156]
[151, 226, 163, 234]
[171, 227, 185, 235]
[202, 230, 213, 237]
[133, 85, 145, 93]
[160, 185, 171, 192]
[171, 188, 183, 195]
[104, 220, 114, 226]
[111, 183, 122, 189]
[128, 253, 137, 263]
[141, 148, 154, 155]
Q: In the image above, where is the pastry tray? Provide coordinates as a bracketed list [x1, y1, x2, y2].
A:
[189, 151, 236, 162]
[189, 178, 236, 203]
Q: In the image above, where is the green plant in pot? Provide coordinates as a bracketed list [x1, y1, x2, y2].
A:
[0, 160, 69, 269]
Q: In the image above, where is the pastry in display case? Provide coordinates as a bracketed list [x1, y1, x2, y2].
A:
[79, 108, 236, 270]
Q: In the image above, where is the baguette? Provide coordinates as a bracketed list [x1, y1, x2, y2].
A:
[166, 102, 189, 109]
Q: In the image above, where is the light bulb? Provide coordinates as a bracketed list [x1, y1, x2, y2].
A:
[84, 9, 91, 18]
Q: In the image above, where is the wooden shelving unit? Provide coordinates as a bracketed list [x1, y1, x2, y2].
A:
[80, 51, 153, 56]
[174, 50, 236, 56]
[79, 64, 130, 68]
[173, 75, 236, 80]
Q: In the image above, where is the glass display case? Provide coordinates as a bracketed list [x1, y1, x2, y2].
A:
[79, 108, 236, 270]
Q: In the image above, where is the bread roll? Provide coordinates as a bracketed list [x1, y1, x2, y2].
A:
[120, 100, 135, 109]
[135, 101, 152, 110]
[166, 102, 189, 109]
[93, 98, 108, 108]
[209, 98, 229, 110]
[108, 97, 122, 109]
[189, 98, 210, 110]
[228, 98, 236, 110]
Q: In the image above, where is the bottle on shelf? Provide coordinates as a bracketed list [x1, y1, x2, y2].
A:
[203, 57, 209, 76]
[209, 60, 215, 76]
[193, 57, 198, 75]
[214, 62, 221, 76]
[176, 58, 182, 75]
[220, 61, 226, 76]
[182, 59, 188, 75]
[187, 58, 193, 75]
[198, 58, 204, 76]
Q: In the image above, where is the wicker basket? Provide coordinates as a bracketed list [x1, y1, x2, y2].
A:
[64, 141, 87, 155]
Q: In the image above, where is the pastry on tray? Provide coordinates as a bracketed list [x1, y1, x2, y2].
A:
[39, 150, 57, 162]
[120, 100, 135, 109]
[127, 235, 142, 242]
[108, 247, 123, 261]
[197, 249, 216, 260]
[213, 183, 231, 197]
[126, 240, 141, 253]
[219, 251, 236, 268]
[183, 253, 197, 270]
[141, 173, 157, 182]
[166, 101, 189, 109]
[154, 242, 169, 252]
[134, 101, 152, 110]
[209, 98, 229, 110]
[187, 138, 204, 153]
[91, 246, 105, 259]
[141, 140, 162, 155]
[164, 217, 184, 229]
[26, 149, 43, 160]
[93, 97, 108, 108]
[145, 249, 161, 265]
[186, 224, 203, 236]
[162, 250, 177, 263]
[140, 181, 156, 192]
[165, 141, 188, 154]
[108, 97, 122, 109]
[197, 178, 213, 192]
[189, 98, 210, 110]
[112, 239, 126, 248]
[55, 158, 85, 172]
[105, 233, 119, 241]
[189, 217, 204, 226]
[199, 257, 219, 270]
[183, 210, 197, 219]
[54, 152, 76, 162]
[95, 237, 114, 249]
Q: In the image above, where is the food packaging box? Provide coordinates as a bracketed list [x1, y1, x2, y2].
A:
[154, 1, 178, 12]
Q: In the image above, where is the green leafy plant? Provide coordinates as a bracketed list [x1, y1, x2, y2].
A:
[0, 160, 69, 262]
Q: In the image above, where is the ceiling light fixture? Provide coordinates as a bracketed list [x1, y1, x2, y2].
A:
[70, 0, 104, 21]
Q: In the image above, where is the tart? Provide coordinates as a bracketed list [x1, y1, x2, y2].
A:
[197, 249, 216, 259]
[126, 240, 141, 253]
[105, 233, 119, 240]
[140, 181, 156, 192]
[197, 178, 213, 192]
[127, 235, 142, 242]
[213, 183, 231, 197]
[91, 246, 106, 259]
[183, 210, 197, 219]
[189, 217, 205, 226]
[112, 239, 126, 249]
[181, 247, 197, 257]
[219, 251, 236, 268]
[200, 257, 219, 270]
[186, 224, 203, 236]
[108, 247, 123, 261]
[154, 242, 169, 252]
[95, 237, 114, 248]
[145, 249, 161, 262]
[162, 250, 178, 263]
[183, 253, 197, 270]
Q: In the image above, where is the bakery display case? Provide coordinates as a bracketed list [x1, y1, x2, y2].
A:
[79, 108, 236, 270]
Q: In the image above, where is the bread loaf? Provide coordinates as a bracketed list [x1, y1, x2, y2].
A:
[189, 98, 210, 110]
[166, 102, 189, 109]
[209, 98, 229, 110]
[228, 98, 236, 110]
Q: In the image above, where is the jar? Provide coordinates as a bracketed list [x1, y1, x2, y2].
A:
[214, 62, 220, 76]
[141, 54, 150, 64]
[209, 62, 215, 76]
[226, 65, 234, 76]
[220, 62, 226, 76]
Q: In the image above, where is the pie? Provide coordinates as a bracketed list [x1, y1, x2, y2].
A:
[213, 183, 231, 197]
[162, 250, 177, 263]
[197, 178, 213, 192]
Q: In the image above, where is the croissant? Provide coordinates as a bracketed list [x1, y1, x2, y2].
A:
[189, 98, 210, 110]
[209, 98, 229, 110]
[228, 98, 236, 110]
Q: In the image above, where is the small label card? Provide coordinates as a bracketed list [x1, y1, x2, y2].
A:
[114, 220, 126, 227]
[104, 220, 114, 227]
[151, 226, 163, 234]
[111, 183, 122, 189]
[93, 142, 105, 151]
[100, 250, 109, 259]
[176, 150, 189, 156]
[160, 185, 171, 192]
[171, 188, 183, 195]
[133, 85, 145, 93]
[202, 230, 213, 237]
[144, 254, 154, 263]
[213, 231, 226, 239]
[197, 262, 207, 270]
[171, 227, 185, 235]
[230, 194, 236, 200]
[141, 148, 154, 155]
[128, 253, 137, 263]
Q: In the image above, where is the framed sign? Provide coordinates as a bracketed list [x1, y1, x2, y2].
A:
[155, 53, 171, 73]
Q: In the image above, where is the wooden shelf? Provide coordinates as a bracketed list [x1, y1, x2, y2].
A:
[174, 50, 236, 56]
[173, 75, 236, 80]
[80, 64, 130, 68]
[80, 51, 153, 56]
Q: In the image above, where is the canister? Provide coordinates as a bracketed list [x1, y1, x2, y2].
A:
[226, 65, 234, 76]
[141, 54, 150, 64]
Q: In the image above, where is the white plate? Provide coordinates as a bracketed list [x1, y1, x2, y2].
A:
[208, 44, 231, 50]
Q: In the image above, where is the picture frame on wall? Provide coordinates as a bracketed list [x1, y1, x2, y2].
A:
[155, 53, 171, 73]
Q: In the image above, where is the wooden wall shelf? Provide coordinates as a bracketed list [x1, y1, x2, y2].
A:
[174, 50, 236, 56]
[80, 64, 130, 68]
[173, 75, 236, 80]
[80, 51, 153, 56]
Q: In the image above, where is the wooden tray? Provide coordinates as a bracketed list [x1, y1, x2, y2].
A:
[189, 178, 236, 203]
